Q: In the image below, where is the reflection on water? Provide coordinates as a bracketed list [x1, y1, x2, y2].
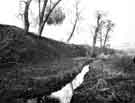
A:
[50, 65, 90, 103]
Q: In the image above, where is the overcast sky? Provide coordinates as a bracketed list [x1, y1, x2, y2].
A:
[0, 0, 133, 49]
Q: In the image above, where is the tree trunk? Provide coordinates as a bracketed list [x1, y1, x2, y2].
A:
[100, 32, 102, 48]
[91, 14, 101, 57]
[24, 0, 32, 34]
[91, 28, 98, 57]
[103, 29, 110, 49]
[38, 0, 48, 36]
[38, 0, 41, 20]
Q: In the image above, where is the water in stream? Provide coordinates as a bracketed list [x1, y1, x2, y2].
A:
[50, 64, 90, 103]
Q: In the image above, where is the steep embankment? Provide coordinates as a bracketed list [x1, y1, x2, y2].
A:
[0, 24, 91, 103]
[0, 24, 88, 66]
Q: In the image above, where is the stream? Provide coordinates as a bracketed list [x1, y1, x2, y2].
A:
[27, 64, 90, 103]
[50, 64, 90, 103]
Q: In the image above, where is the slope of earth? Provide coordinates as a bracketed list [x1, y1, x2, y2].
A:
[71, 55, 135, 103]
[0, 24, 88, 66]
[0, 24, 92, 103]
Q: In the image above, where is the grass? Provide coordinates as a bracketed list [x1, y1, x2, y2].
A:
[71, 55, 135, 103]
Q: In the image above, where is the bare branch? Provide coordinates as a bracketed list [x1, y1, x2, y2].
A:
[67, 18, 78, 42]
[103, 20, 114, 48]
[67, 0, 81, 42]
[38, 0, 41, 19]
[39, 0, 48, 25]
[91, 11, 103, 57]
[38, 0, 62, 36]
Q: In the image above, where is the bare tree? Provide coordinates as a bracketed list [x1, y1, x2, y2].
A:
[91, 11, 115, 56]
[91, 11, 104, 57]
[67, 0, 81, 42]
[19, 0, 64, 36]
[103, 20, 114, 49]
[38, 0, 63, 36]
[97, 20, 105, 49]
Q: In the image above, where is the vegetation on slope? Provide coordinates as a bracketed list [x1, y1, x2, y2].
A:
[0, 24, 92, 103]
[0, 24, 88, 66]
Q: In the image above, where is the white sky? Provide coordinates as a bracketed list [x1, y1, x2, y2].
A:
[0, 0, 134, 49]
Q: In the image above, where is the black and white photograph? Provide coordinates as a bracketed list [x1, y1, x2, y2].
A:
[0, 0, 134, 103]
